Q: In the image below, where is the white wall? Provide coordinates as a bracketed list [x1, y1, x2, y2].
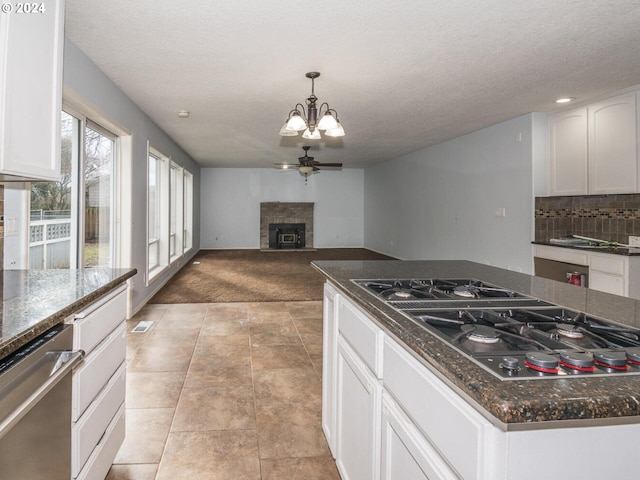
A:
[200, 168, 364, 249]
[62, 38, 201, 312]
[364, 114, 537, 273]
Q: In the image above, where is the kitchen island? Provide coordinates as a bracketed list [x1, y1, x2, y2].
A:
[313, 259, 640, 480]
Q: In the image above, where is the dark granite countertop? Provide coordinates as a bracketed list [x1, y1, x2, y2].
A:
[312, 259, 640, 429]
[0, 268, 136, 359]
[532, 240, 640, 256]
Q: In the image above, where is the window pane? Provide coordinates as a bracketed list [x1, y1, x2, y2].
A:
[29, 111, 77, 269]
[84, 126, 113, 268]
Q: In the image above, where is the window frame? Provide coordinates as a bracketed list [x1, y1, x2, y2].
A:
[147, 144, 170, 283]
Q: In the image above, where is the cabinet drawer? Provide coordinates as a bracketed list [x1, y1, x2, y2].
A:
[383, 337, 490, 480]
[589, 253, 626, 275]
[72, 364, 126, 477]
[71, 284, 127, 354]
[338, 296, 383, 378]
[533, 245, 588, 266]
[75, 404, 125, 480]
[72, 323, 126, 421]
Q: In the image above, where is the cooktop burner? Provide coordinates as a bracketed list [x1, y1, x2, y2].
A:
[353, 278, 527, 301]
[402, 306, 640, 379]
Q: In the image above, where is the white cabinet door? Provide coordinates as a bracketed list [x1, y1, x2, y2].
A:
[588, 93, 638, 194]
[322, 282, 339, 457]
[336, 336, 381, 480]
[381, 394, 459, 480]
[589, 270, 626, 296]
[0, 0, 64, 180]
[549, 107, 588, 195]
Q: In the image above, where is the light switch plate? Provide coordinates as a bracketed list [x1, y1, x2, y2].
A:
[629, 236, 640, 247]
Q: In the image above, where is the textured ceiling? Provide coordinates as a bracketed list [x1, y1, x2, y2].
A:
[64, 0, 640, 169]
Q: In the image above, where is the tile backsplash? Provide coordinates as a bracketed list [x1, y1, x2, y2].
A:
[535, 194, 640, 244]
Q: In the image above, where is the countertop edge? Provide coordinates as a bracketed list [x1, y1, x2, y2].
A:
[0, 268, 136, 359]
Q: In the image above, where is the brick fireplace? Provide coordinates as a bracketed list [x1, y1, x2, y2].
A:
[260, 202, 314, 250]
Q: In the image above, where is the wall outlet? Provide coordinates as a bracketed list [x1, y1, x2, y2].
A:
[629, 236, 640, 247]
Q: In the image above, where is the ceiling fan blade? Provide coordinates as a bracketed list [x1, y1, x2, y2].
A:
[315, 162, 343, 167]
[312, 166, 320, 171]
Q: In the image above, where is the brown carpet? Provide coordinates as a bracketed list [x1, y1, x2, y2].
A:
[149, 248, 395, 304]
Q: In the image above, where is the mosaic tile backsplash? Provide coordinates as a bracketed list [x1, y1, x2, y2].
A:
[535, 194, 640, 244]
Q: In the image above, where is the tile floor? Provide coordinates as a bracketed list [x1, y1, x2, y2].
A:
[105, 301, 340, 480]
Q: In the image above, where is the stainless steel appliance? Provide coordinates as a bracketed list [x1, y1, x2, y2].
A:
[352, 278, 640, 380]
[0, 324, 84, 479]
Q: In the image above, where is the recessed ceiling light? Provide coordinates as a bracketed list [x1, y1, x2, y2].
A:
[555, 97, 575, 104]
[178, 110, 190, 118]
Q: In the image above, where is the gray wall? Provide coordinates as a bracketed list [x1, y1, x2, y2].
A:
[200, 168, 364, 249]
[364, 113, 539, 274]
[63, 38, 201, 312]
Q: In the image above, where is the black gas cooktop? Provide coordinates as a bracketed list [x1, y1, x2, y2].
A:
[352, 278, 640, 380]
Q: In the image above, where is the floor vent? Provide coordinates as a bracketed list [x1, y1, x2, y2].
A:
[131, 320, 154, 333]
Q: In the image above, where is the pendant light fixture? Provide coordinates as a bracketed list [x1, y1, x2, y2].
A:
[279, 72, 345, 139]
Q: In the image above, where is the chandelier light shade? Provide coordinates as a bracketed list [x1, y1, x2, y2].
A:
[279, 72, 345, 139]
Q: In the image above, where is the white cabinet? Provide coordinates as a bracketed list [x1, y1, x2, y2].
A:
[549, 107, 588, 195]
[68, 284, 128, 480]
[0, 0, 64, 181]
[336, 336, 381, 480]
[533, 244, 640, 298]
[548, 91, 638, 195]
[381, 393, 460, 480]
[322, 282, 339, 457]
[588, 93, 638, 194]
[334, 294, 384, 480]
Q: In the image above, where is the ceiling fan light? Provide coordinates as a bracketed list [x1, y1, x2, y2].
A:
[285, 113, 307, 131]
[317, 112, 338, 131]
[302, 128, 321, 140]
[279, 122, 299, 136]
[324, 121, 345, 137]
[299, 165, 313, 174]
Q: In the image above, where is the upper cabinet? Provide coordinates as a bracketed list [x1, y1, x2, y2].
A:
[549, 91, 638, 196]
[0, 0, 65, 181]
[549, 107, 588, 195]
[588, 93, 638, 194]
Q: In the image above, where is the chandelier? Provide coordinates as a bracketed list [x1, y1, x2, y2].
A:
[278, 72, 345, 140]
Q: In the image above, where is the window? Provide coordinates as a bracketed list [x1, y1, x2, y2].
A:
[169, 161, 184, 263]
[29, 110, 116, 269]
[147, 147, 192, 283]
[183, 170, 193, 253]
[147, 147, 168, 279]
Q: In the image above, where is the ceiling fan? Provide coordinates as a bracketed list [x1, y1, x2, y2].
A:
[274, 146, 343, 182]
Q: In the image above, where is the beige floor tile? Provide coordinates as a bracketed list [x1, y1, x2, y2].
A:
[251, 344, 312, 370]
[255, 402, 330, 459]
[201, 317, 250, 336]
[114, 408, 174, 464]
[299, 333, 323, 355]
[260, 456, 341, 480]
[153, 311, 205, 330]
[194, 334, 251, 356]
[143, 327, 201, 348]
[171, 385, 256, 431]
[127, 343, 195, 372]
[253, 367, 321, 405]
[250, 322, 301, 346]
[285, 301, 323, 318]
[156, 430, 261, 480]
[184, 365, 253, 388]
[309, 353, 323, 377]
[105, 463, 158, 480]
[126, 371, 186, 409]
[293, 317, 323, 335]
[205, 303, 248, 321]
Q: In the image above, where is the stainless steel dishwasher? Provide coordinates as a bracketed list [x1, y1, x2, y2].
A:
[0, 324, 84, 480]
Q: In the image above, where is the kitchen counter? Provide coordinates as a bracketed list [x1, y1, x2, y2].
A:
[0, 268, 136, 360]
[312, 259, 640, 428]
[532, 240, 640, 256]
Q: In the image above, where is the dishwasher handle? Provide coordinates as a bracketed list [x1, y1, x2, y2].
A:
[0, 349, 84, 441]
